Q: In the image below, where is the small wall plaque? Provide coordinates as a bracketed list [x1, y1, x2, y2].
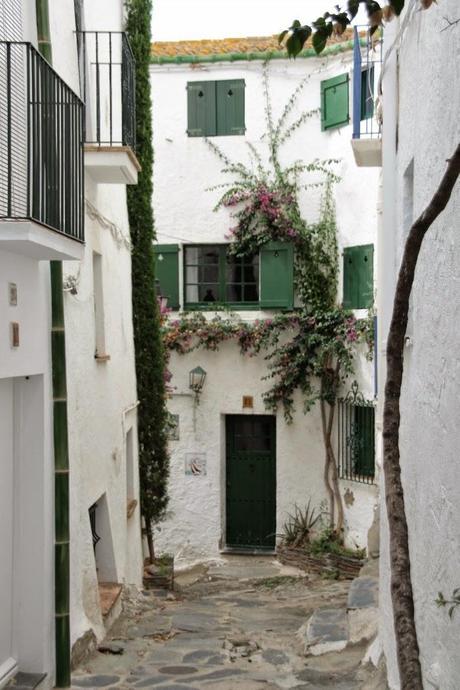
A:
[185, 452, 206, 476]
[242, 395, 254, 409]
[8, 283, 17, 306]
[168, 413, 180, 441]
[11, 322, 19, 348]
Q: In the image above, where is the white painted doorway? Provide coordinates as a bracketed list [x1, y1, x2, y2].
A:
[0, 379, 17, 687]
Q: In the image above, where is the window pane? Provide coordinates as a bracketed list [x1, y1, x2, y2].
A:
[185, 247, 199, 264]
[244, 284, 259, 301]
[227, 284, 242, 302]
[186, 266, 199, 283]
[199, 284, 219, 302]
[186, 285, 199, 302]
[200, 265, 219, 283]
[243, 264, 258, 282]
[201, 248, 219, 264]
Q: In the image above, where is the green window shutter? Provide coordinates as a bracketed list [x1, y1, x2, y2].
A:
[260, 241, 294, 309]
[153, 244, 180, 309]
[343, 244, 374, 309]
[321, 73, 349, 131]
[216, 80, 245, 136]
[360, 67, 374, 121]
[187, 81, 216, 136]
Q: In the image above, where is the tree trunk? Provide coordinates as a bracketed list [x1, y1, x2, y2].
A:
[383, 143, 460, 689]
[320, 361, 345, 535]
[146, 521, 155, 564]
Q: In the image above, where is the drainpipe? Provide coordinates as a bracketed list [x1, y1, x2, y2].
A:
[35, 1, 71, 687]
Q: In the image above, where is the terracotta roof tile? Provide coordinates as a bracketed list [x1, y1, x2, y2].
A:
[151, 30, 355, 59]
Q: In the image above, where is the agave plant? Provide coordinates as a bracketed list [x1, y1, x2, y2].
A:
[282, 500, 322, 548]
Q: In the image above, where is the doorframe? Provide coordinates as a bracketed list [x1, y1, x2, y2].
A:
[222, 413, 277, 553]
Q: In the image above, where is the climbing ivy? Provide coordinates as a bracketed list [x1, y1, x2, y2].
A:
[208, 62, 339, 313]
[126, 0, 169, 561]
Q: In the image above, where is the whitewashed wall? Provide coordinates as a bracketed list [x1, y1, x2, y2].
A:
[379, 2, 460, 688]
[151, 50, 379, 565]
[47, 0, 143, 651]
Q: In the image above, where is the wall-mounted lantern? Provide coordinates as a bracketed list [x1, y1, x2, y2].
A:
[189, 366, 207, 399]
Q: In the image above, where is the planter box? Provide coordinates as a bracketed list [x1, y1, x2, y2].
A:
[143, 555, 174, 590]
[277, 545, 364, 580]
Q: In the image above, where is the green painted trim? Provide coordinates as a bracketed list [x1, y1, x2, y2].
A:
[55, 615, 70, 689]
[35, 1, 71, 684]
[150, 38, 365, 66]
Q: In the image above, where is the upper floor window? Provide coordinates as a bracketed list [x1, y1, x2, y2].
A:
[320, 73, 349, 131]
[185, 245, 258, 306]
[153, 242, 294, 311]
[343, 244, 374, 309]
[360, 67, 374, 121]
[187, 80, 245, 137]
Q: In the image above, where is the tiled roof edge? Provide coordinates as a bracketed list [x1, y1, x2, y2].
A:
[150, 38, 364, 66]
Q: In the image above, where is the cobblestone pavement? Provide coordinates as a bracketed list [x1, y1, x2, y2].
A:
[72, 557, 385, 690]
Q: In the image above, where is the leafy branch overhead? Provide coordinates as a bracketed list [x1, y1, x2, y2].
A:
[280, 0, 436, 57]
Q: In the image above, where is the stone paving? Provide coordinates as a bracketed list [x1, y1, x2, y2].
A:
[71, 556, 386, 690]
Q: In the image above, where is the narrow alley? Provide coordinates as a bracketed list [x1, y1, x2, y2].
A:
[71, 557, 385, 690]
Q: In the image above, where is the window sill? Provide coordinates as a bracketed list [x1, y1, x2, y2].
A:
[184, 303, 263, 312]
[95, 353, 111, 363]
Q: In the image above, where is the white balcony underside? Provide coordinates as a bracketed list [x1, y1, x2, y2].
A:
[0, 658, 18, 689]
[351, 138, 382, 167]
[0, 220, 84, 260]
[84, 145, 141, 185]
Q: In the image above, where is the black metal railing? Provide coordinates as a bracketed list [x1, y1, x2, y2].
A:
[352, 26, 383, 141]
[337, 381, 375, 484]
[0, 42, 84, 241]
[77, 31, 136, 150]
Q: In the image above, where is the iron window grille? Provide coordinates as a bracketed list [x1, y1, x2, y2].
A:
[337, 380, 375, 484]
[0, 41, 84, 241]
[77, 31, 136, 150]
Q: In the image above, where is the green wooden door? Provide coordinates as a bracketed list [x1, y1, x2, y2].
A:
[226, 415, 276, 550]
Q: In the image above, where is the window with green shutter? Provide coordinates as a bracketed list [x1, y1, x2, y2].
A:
[259, 242, 294, 310]
[184, 245, 259, 308]
[216, 80, 245, 135]
[187, 81, 217, 137]
[153, 244, 180, 309]
[343, 244, 374, 309]
[321, 73, 349, 131]
[360, 67, 374, 121]
[187, 80, 245, 137]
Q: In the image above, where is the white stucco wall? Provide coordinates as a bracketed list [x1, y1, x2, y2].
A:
[46, 0, 144, 647]
[151, 50, 379, 565]
[1, 0, 142, 684]
[379, 2, 460, 688]
[65, 182, 143, 645]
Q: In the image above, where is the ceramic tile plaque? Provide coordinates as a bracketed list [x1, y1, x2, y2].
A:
[185, 452, 206, 476]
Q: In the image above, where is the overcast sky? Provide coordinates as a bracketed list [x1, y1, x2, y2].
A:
[151, 0, 343, 42]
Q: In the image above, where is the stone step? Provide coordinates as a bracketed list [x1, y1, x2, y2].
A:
[347, 576, 379, 644]
[5, 672, 46, 689]
[299, 607, 349, 656]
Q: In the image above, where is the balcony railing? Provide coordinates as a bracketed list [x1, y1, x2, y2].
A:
[78, 31, 136, 150]
[0, 42, 84, 241]
[352, 26, 383, 141]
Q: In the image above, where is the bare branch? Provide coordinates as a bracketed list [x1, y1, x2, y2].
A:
[383, 143, 460, 688]
[441, 15, 460, 32]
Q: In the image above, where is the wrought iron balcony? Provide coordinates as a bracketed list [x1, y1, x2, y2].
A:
[351, 27, 383, 167]
[0, 42, 85, 256]
[78, 31, 139, 184]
